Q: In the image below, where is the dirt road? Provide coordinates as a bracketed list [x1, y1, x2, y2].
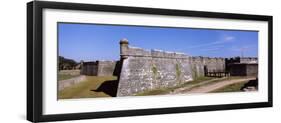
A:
[175, 77, 256, 94]
[169, 77, 226, 94]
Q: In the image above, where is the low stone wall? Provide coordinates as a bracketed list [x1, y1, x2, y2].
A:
[58, 75, 86, 91]
[59, 70, 81, 76]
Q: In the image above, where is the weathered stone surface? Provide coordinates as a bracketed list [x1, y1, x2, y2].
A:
[80, 62, 98, 76]
[117, 43, 193, 96]
[190, 57, 225, 78]
[228, 63, 258, 76]
[58, 75, 86, 91]
[81, 61, 117, 76]
[97, 61, 117, 76]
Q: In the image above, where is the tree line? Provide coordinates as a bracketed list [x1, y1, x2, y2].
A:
[59, 56, 80, 70]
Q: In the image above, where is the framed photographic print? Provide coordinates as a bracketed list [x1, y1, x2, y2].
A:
[27, 1, 273, 122]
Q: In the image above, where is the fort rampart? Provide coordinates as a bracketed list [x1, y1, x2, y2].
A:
[80, 61, 117, 76]
[117, 39, 231, 96]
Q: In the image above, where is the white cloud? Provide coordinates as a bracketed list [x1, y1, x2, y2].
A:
[230, 45, 251, 52]
[224, 36, 235, 41]
[211, 36, 235, 44]
[187, 35, 235, 49]
[200, 45, 225, 51]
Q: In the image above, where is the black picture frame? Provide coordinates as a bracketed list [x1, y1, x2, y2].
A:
[27, 1, 273, 122]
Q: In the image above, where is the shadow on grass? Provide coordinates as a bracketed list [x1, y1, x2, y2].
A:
[240, 78, 258, 90]
[91, 80, 119, 97]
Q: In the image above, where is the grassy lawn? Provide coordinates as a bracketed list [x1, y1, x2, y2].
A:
[58, 74, 80, 81]
[211, 81, 248, 93]
[58, 70, 81, 81]
[58, 75, 252, 99]
[58, 76, 118, 99]
[189, 76, 250, 90]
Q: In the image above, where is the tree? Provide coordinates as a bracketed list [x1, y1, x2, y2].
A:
[58, 56, 78, 70]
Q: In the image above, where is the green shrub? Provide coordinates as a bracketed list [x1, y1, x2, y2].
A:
[175, 64, 181, 78]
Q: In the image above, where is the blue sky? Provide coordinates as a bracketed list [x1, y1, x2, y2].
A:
[58, 23, 258, 62]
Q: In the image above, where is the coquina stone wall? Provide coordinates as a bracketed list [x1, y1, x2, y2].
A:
[81, 61, 117, 76]
[190, 57, 205, 78]
[239, 57, 258, 63]
[228, 63, 258, 76]
[225, 57, 258, 72]
[117, 39, 193, 96]
[190, 57, 225, 78]
[97, 61, 117, 76]
[80, 62, 98, 76]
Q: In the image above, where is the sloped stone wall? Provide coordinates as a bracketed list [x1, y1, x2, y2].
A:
[190, 57, 225, 78]
[97, 61, 117, 76]
[190, 57, 205, 78]
[80, 62, 98, 76]
[81, 61, 117, 76]
[228, 63, 258, 76]
[117, 44, 193, 96]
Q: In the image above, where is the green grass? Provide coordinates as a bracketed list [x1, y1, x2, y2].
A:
[58, 74, 80, 81]
[180, 77, 214, 86]
[136, 89, 169, 96]
[135, 76, 215, 96]
[185, 76, 247, 90]
[175, 64, 181, 78]
[135, 76, 250, 96]
[211, 81, 248, 93]
[58, 75, 251, 99]
[58, 76, 117, 99]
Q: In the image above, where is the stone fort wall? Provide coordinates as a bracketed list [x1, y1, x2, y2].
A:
[81, 61, 117, 76]
[225, 57, 258, 64]
[225, 57, 258, 72]
[117, 42, 193, 96]
[190, 56, 225, 78]
[117, 39, 227, 96]
[240, 57, 258, 63]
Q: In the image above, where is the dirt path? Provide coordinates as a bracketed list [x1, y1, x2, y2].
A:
[174, 77, 256, 94]
[169, 77, 226, 94]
